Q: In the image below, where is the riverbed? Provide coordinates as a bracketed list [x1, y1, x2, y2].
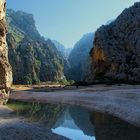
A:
[1, 84, 140, 140]
[10, 84, 140, 127]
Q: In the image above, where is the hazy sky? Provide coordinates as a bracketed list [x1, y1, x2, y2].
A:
[7, 0, 138, 48]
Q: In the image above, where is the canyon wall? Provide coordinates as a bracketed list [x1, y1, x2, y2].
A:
[7, 9, 65, 84]
[0, 0, 12, 104]
[67, 33, 94, 81]
[90, 2, 140, 83]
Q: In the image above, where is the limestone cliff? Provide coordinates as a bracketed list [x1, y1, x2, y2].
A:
[67, 33, 94, 81]
[90, 2, 140, 83]
[6, 9, 65, 84]
[0, 0, 12, 104]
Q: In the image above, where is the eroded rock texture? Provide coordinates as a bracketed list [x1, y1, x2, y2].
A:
[6, 9, 65, 84]
[0, 0, 12, 104]
[90, 2, 140, 83]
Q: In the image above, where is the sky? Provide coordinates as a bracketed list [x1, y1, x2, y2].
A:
[7, 0, 139, 48]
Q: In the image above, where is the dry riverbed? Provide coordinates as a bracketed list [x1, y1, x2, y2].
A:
[9, 84, 140, 127]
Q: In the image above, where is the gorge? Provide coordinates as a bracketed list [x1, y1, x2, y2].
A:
[6, 9, 66, 84]
[0, 1, 140, 140]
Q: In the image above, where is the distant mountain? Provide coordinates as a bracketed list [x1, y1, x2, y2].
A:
[67, 33, 94, 81]
[6, 9, 65, 84]
[52, 40, 72, 59]
[65, 48, 73, 58]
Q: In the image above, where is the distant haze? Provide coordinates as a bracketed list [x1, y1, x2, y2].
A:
[7, 0, 138, 48]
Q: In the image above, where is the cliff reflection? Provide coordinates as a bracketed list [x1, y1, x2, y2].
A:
[8, 101, 140, 140]
[8, 101, 95, 140]
[91, 112, 140, 140]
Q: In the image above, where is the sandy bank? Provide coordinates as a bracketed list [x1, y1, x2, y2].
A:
[10, 84, 140, 127]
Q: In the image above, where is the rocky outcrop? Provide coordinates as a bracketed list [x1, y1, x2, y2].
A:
[6, 9, 65, 84]
[67, 33, 94, 81]
[90, 2, 140, 83]
[0, 1, 12, 104]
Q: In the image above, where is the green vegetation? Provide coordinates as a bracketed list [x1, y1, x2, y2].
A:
[23, 75, 32, 85]
[8, 101, 34, 113]
[8, 25, 24, 43]
[35, 59, 41, 67]
[45, 79, 75, 85]
[58, 79, 75, 85]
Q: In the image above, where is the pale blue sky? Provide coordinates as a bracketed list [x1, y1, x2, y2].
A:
[7, 0, 138, 48]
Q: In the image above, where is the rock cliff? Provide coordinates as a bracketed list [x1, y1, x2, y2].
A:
[52, 40, 72, 59]
[90, 2, 140, 83]
[6, 9, 65, 84]
[67, 33, 94, 81]
[0, 1, 12, 104]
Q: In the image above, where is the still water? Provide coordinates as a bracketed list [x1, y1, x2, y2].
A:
[8, 101, 140, 140]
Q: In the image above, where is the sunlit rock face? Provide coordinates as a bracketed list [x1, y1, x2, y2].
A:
[0, 0, 12, 104]
[90, 2, 140, 83]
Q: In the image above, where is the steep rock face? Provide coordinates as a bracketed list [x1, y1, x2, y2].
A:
[6, 9, 65, 84]
[0, 1, 12, 104]
[90, 2, 140, 83]
[67, 33, 94, 81]
[7, 9, 40, 40]
[51, 40, 72, 81]
[7, 34, 65, 84]
[52, 40, 72, 59]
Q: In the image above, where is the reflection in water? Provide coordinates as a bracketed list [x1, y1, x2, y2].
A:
[8, 101, 140, 140]
[8, 101, 95, 140]
[8, 101, 65, 127]
[52, 127, 95, 140]
[52, 107, 95, 140]
[69, 106, 95, 136]
[91, 112, 140, 140]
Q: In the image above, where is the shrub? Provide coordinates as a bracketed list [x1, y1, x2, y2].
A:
[23, 75, 32, 85]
